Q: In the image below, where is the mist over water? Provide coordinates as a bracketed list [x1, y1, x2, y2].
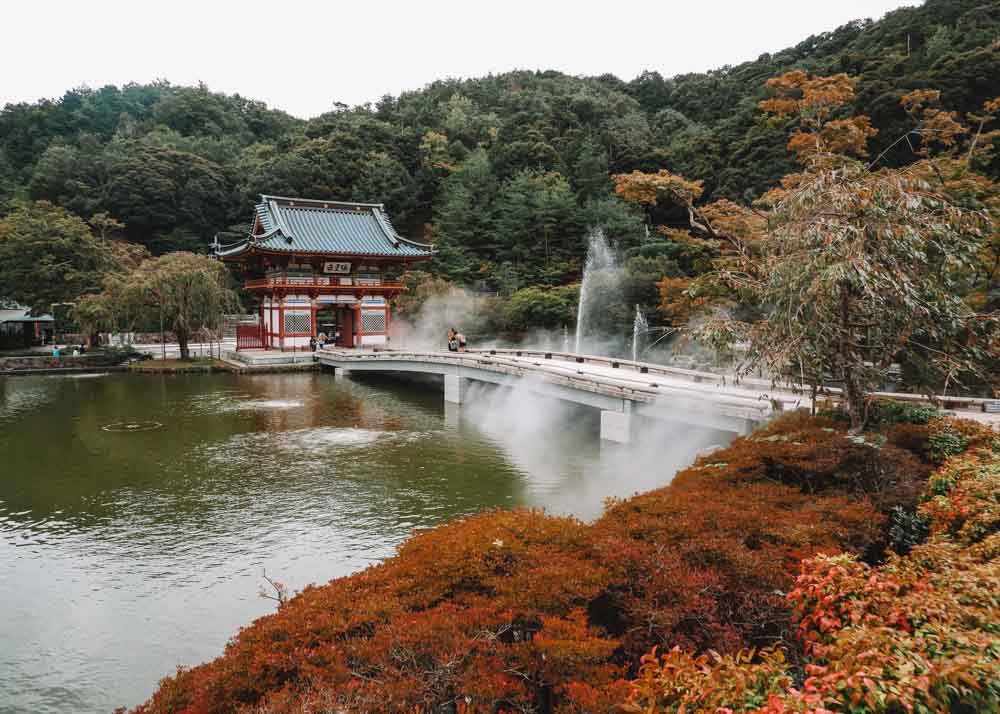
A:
[458, 379, 732, 520]
[391, 287, 489, 352]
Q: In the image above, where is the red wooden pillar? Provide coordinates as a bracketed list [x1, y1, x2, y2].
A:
[277, 295, 285, 352]
[310, 297, 318, 338]
[341, 307, 354, 348]
[260, 299, 266, 348]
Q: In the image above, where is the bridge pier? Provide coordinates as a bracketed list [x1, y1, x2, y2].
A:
[600, 401, 633, 444]
[739, 418, 760, 436]
[444, 374, 469, 404]
[444, 402, 461, 428]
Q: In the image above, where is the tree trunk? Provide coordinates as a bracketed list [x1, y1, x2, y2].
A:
[844, 368, 865, 433]
[839, 283, 864, 433]
[178, 329, 190, 361]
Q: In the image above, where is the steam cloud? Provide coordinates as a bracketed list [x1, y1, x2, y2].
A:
[457, 379, 734, 521]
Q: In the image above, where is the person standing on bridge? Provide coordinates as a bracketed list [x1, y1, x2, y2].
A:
[456, 330, 467, 352]
[447, 328, 459, 352]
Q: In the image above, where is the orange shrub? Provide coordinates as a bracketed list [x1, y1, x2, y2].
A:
[624, 646, 795, 713]
[136, 414, 943, 714]
[624, 419, 1000, 713]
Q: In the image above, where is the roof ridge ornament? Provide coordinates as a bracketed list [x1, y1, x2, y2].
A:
[259, 193, 385, 210]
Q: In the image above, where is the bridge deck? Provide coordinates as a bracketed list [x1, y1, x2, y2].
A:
[317, 347, 999, 430]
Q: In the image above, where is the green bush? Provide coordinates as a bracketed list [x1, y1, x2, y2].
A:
[503, 285, 578, 331]
[819, 399, 944, 427]
[927, 424, 971, 463]
[868, 400, 943, 425]
[887, 505, 930, 554]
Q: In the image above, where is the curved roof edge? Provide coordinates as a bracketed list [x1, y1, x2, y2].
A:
[212, 194, 434, 259]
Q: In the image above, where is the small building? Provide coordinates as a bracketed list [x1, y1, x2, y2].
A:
[213, 195, 432, 350]
[0, 307, 54, 349]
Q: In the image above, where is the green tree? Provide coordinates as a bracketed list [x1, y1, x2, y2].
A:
[503, 285, 578, 331]
[493, 169, 582, 277]
[0, 149, 17, 210]
[433, 150, 498, 281]
[71, 292, 114, 346]
[565, 135, 611, 201]
[113, 252, 241, 360]
[351, 151, 416, 222]
[101, 142, 231, 251]
[0, 201, 119, 313]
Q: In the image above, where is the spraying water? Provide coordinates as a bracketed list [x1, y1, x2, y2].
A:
[574, 229, 619, 354]
[562, 325, 570, 353]
[632, 305, 649, 363]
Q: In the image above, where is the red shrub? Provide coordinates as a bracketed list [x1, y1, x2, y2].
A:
[135, 414, 935, 714]
[623, 420, 1000, 713]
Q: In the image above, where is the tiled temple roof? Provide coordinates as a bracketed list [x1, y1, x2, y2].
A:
[214, 195, 432, 259]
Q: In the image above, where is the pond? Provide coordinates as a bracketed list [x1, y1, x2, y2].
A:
[0, 371, 725, 713]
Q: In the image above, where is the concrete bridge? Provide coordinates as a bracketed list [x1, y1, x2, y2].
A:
[316, 347, 812, 441]
[317, 346, 1000, 442]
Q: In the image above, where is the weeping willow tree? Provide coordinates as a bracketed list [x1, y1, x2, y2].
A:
[77, 251, 241, 359]
[691, 73, 1000, 431]
[129, 252, 241, 359]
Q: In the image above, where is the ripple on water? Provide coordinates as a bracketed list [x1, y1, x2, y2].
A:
[199, 427, 394, 467]
[179, 391, 309, 416]
[235, 399, 306, 411]
[0, 381, 56, 423]
[102, 421, 164, 433]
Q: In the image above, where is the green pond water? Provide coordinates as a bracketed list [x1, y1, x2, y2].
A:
[0, 371, 726, 713]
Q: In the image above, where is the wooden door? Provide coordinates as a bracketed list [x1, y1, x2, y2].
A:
[340, 308, 354, 348]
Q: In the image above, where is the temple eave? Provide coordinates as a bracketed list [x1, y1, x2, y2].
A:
[243, 281, 407, 295]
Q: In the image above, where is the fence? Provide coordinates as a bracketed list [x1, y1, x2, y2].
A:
[236, 323, 266, 350]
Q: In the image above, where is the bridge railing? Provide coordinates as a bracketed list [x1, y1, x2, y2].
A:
[317, 347, 777, 418]
[464, 348, 995, 411]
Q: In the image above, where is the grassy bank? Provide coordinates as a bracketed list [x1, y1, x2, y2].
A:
[134, 413, 998, 713]
[127, 359, 233, 374]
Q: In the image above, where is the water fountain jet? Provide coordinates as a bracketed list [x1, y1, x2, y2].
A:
[632, 305, 649, 363]
[574, 229, 620, 354]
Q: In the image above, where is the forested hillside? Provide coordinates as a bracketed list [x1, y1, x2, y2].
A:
[1, 0, 997, 289]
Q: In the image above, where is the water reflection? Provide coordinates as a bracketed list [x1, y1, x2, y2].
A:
[0, 371, 725, 714]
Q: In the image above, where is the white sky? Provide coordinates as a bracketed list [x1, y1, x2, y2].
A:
[3, 0, 916, 119]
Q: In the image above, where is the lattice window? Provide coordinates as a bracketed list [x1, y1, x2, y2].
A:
[361, 310, 386, 333]
[284, 311, 311, 334]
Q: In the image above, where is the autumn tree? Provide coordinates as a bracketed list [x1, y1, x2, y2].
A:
[693, 72, 1000, 430]
[612, 171, 737, 327]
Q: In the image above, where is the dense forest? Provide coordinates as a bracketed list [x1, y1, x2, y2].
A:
[1, 0, 998, 306]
